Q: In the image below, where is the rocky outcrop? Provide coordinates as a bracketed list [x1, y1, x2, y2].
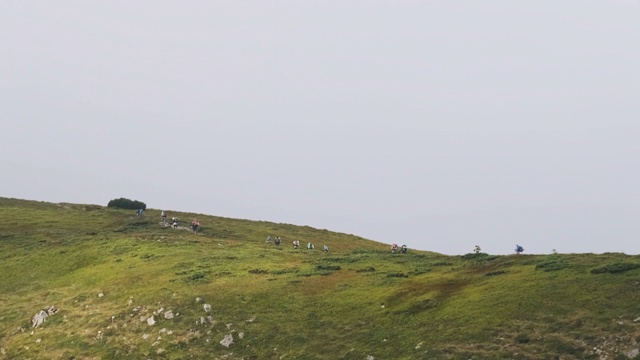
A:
[220, 334, 234, 348]
[31, 306, 58, 328]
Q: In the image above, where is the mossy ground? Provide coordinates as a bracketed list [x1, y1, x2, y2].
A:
[2, 198, 640, 359]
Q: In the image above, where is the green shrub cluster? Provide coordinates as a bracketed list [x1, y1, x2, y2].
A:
[536, 260, 569, 272]
[107, 197, 146, 210]
[591, 262, 640, 274]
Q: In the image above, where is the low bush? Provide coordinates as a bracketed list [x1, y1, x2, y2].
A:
[107, 197, 146, 210]
[591, 262, 640, 274]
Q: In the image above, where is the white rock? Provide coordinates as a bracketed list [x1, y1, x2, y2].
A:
[226, 323, 233, 329]
[196, 297, 202, 303]
[147, 317, 156, 326]
[239, 332, 245, 339]
[164, 310, 174, 319]
[220, 334, 234, 348]
[203, 304, 212, 312]
[98, 293, 104, 298]
[32, 310, 48, 328]
[142, 334, 150, 340]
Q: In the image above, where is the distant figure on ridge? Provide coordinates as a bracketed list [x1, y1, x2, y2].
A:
[307, 242, 314, 250]
[191, 219, 199, 234]
[293, 240, 300, 249]
[275, 236, 281, 246]
[401, 245, 408, 254]
[137, 209, 143, 217]
[171, 217, 180, 229]
[515, 244, 524, 254]
[391, 243, 398, 254]
[161, 211, 167, 224]
[323, 245, 329, 252]
[266, 235, 271, 243]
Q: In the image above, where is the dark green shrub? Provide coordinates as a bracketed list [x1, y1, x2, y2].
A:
[535, 260, 569, 272]
[107, 197, 146, 210]
[515, 333, 530, 344]
[356, 267, 376, 273]
[387, 272, 408, 278]
[315, 265, 341, 271]
[485, 270, 506, 276]
[591, 262, 640, 274]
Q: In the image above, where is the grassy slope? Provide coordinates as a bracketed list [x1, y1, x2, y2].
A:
[2, 198, 640, 359]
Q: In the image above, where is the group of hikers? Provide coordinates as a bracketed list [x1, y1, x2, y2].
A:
[151, 211, 419, 255]
[391, 243, 408, 254]
[269, 236, 329, 252]
[158, 211, 199, 233]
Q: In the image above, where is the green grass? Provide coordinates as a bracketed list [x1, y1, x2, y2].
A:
[2, 197, 640, 359]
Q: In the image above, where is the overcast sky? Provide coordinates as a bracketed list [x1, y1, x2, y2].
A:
[1, 1, 639, 255]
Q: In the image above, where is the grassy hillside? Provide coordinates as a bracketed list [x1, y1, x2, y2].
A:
[2, 197, 640, 359]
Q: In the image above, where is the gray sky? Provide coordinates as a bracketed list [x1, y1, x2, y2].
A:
[2, 1, 639, 255]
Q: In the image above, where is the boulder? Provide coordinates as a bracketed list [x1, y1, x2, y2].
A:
[32, 310, 48, 328]
[220, 334, 234, 348]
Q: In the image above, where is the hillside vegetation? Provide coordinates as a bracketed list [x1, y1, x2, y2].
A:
[2, 197, 640, 359]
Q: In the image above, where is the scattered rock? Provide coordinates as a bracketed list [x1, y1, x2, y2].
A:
[45, 306, 58, 315]
[147, 317, 156, 326]
[164, 310, 174, 319]
[246, 316, 256, 323]
[142, 334, 150, 340]
[239, 332, 245, 339]
[220, 334, 234, 348]
[627, 349, 640, 359]
[32, 310, 48, 328]
[204, 304, 212, 312]
[226, 323, 233, 329]
[36, 338, 41, 343]
[196, 297, 202, 303]
[98, 293, 104, 298]
[157, 348, 165, 354]
[367, 356, 374, 360]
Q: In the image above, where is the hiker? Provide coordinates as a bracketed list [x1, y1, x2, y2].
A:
[137, 209, 143, 217]
[161, 211, 167, 224]
[391, 243, 398, 253]
[401, 245, 408, 254]
[293, 240, 300, 249]
[191, 219, 199, 233]
[307, 242, 314, 250]
[275, 236, 281, 246]
[323, 245, 329, 252]
[171, 217, 180, 228]
[515, 244, 524, 254]
[266, 235, 271, 243]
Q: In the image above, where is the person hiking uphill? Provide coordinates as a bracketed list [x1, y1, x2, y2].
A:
[191, 219, 200, 234]
[515, 244, 524, 254]
[161, 211, 167, 224]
